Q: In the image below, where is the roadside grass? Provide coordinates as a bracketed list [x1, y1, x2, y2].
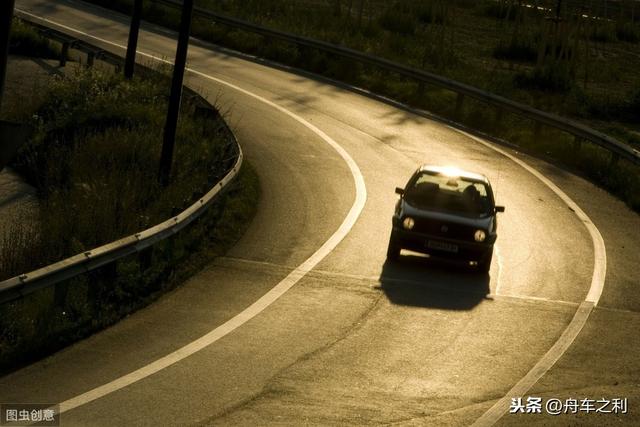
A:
[0, 64, 259, 371]
[0, 165, 259, 373]
[2, 67, 236, 280]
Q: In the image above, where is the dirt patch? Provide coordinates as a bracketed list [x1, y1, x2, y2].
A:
[0, 56, 57, 247]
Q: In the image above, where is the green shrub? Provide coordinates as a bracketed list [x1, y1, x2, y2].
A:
[385, 33, 410, 57]
[579, 90, 640, 123]
[378, 6, 417, 36]
[590, 25, 617, 42]
[415, 3, 446, 25]
[585, 96, 624, 120]
[493, 39, 537, 62]
[482, 2, 517, 21]
[616, 23, 640, 43]
[514, 64, 572, 92]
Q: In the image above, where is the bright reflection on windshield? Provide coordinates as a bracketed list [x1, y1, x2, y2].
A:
[405, 172, 492, 217]
[434, 166, 467, 177]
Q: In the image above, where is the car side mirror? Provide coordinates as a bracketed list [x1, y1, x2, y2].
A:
[495, 206, 505, 213]
[395, 187, 404, 196]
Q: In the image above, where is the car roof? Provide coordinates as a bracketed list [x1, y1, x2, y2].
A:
[418, 165, 490, 184]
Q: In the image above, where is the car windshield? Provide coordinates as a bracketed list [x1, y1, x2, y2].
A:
[404, 171, 493, 217]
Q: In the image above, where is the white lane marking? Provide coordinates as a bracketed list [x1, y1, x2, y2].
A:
[450, 130, 607, 427]
[15, 9, 367, 414]
[493, 243, 503, 296]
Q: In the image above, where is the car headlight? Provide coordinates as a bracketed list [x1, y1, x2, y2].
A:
[474, 229, 486, 242]
[403, 217, 415, 230]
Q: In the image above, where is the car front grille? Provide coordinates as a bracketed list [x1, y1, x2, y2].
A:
[412, 218, 476, 241]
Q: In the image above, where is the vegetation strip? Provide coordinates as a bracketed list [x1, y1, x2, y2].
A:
[0, 19, 258, 373]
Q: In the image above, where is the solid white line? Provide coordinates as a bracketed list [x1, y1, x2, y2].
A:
[15, 9, 367, 414]
[451, 130, 607, 427]
[493, 243, 503, 296]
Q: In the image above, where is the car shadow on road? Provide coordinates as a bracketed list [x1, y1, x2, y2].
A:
[378, 254, 491, 311]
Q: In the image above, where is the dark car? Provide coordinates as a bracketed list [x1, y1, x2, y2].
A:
[387, 165, 505, 272]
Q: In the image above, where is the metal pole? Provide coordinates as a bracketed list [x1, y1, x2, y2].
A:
[159, 0, 194, 186]
[124, 0, 143, 79]
[0, 0, 16, 111]
[556, 0, 563, 19]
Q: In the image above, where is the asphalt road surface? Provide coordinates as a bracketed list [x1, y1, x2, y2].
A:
[2, 1, 639, 425]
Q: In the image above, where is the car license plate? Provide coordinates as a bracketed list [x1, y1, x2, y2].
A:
[427, 240, 458, 253]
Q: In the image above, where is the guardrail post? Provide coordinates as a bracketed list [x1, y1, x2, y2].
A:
[53, 281, 69, 308]
[571, 136, 583, 153]
[297, 45, 312, 68]
[262, 35, 272, 51]
[87, 51, 95, 68]
[416, 81, 426, 105]
[103, 261, 117, 281]
[494, 107, 504, 133]
[454, 93, 464, 119]
[223, 141, 235, 171]
[139, 247, 153, 271]
[533, 121, 542, 141]
[608, 152, 620, 172]
[60, 42, 70, 67]
[0, 0, 15, 111]
[87, 272, 100, 308]
[86, 262, 116, 307]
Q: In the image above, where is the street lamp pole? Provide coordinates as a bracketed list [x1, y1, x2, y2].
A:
[555, 0, 563, 20]
[124, 0, 143, 79]
[158, 0, 195, 186]
[0, 0, 16, 111]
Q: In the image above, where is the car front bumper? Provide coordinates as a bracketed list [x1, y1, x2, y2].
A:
[391, 226, 494, 262]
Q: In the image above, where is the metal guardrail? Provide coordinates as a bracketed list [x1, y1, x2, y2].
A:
[17, 18, 124, 68]
[151, 0, 640, 166]
[0, 19, 243, 304]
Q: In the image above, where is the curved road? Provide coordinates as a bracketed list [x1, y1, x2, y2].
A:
[2, 1, 639, 425]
